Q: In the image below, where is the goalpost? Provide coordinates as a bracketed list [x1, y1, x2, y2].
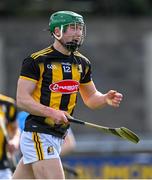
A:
[144, 34, 152, 131]
[0, 36, 6, 93]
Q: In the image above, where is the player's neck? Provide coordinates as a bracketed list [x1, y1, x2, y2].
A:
[53, 41, 71, 56]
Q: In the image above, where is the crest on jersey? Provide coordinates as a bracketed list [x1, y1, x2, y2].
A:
[47, 146, 54, 155]
[49, 80, 79, 94]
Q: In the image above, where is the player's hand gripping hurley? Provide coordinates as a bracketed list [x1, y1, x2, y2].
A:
[68, 117, 140, 144]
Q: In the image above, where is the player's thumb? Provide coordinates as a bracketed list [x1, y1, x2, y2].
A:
[108, 90, 117, 98]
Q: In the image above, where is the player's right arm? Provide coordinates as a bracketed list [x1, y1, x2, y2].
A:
[7, 121, 20, 154]
[17, 56, 68, 124]
[17, 78, 68, 124]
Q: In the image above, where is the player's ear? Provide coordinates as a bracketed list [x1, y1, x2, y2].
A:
[54, 27, 61, 37]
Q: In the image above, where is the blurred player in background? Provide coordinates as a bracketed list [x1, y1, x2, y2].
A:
[0, 94, 20, 179]
[13, 10, 123, 179]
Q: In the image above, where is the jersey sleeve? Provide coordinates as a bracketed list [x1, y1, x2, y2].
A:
[20, 57, 40, 82]
[0, 94, 17, 123]
[80, 60, 92, 84]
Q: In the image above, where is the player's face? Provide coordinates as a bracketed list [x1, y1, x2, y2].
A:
[62, 23, 85, 44]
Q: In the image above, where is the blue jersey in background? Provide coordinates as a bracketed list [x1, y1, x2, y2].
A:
[17, 111, 29, 132]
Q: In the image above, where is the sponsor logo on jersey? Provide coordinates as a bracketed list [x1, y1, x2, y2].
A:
[47, 64, 57, 69]
[49, 80, 79, 94]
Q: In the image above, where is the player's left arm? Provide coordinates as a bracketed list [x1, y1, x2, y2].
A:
[79, 81, 123, 109]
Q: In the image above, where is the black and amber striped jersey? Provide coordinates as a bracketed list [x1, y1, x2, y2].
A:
[20, 46, 92, 138]
[0, 94, 17, 169]
[0, 130, 8, 169]
[0, 94, 17, 123]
